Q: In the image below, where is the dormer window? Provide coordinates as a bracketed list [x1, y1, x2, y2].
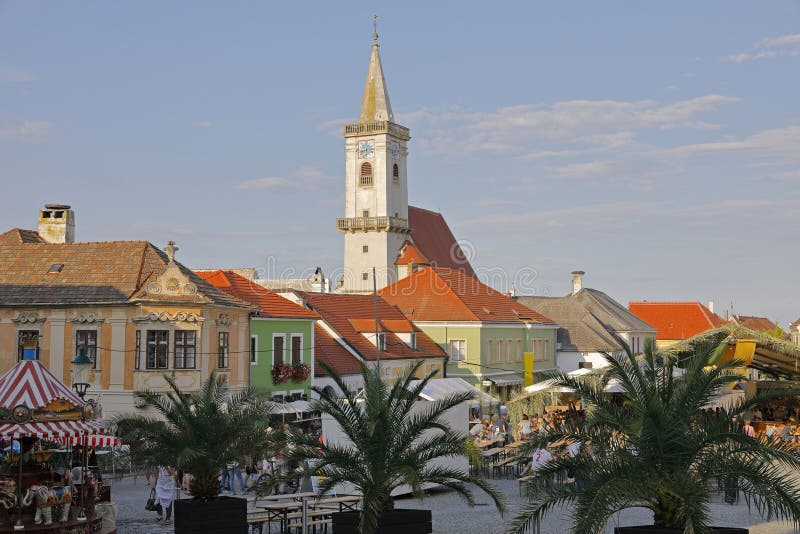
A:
[409, 332, 416, 350]
[377, 333, 386, 352]
[48, 264, 64, 274]
[360, 162, 373, 186]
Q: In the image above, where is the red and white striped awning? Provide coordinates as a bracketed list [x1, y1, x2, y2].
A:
[0, 419, 104, 440]
[60, 434, 121, 448]
[0, 360, 85, 408]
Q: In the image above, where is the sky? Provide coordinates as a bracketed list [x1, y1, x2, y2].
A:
[1, 2, 799, 326]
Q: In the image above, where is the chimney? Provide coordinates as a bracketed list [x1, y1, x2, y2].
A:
[571, 270, 585, 295]
[708, 300, 715, 314]
[38, 204, 75, 244]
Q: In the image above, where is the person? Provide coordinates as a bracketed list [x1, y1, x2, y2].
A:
[753, 406, 763, 422]
[521, 446, 553, 475]
[144, 464, 157, 486]
[518, 414, 532, 440]
[227, 460, 245, 495]
[155, 465, 177, 524]
[742, 420, 756, 438]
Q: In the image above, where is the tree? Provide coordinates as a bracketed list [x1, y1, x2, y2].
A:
[287, 360, 505, 534]
[509, 339, 800, 533]
[116, 371, 273, 500]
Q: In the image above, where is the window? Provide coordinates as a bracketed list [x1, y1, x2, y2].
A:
[507, 339, 513, 363]
[76, 330, 98, 369]
[362, 272, 369, 281]
[362, 210, 370, 218]
[135, 330, 142, 370]
[485, 339, 492, 363]
[392, 164, 399, 183]
[146, 330, 169, 369]
[291, 335, 302, 366]
[359, 162, 373, 186]
[174, 330, 196, 369]
[449, 339, 467, 362]
[48, 264, 64, 274]
[531, 338, 551, 362]
[377, 333, 386, 352]
[362, 245, 369, 253]
[273, 335, 285, 366]
[218, 332, 229, 368]
[17, 331, 39, 361]
[409, 332, 417, 350]
[250, 335, 258, 365]
[517, 339, 523, 362]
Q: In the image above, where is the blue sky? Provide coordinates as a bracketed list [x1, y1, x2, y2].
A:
[1, 2, 799, 326]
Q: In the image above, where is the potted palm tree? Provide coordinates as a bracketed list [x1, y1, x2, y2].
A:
[286, 360, 504, 534]
[116, 371, 273, 534]
[509, 339, 800, 534]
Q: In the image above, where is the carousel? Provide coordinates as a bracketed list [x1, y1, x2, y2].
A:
[0, 349, 118, 533]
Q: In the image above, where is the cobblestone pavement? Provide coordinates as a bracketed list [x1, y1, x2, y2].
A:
[110, 474, 797, 533]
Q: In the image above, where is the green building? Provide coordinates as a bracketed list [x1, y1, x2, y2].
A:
[379, 267, 558, 400]
[197, 270, 318, 400]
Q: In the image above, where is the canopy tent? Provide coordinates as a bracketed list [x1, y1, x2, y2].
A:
[0, 360, 85, 408]
[60, 434, 121, 448]
[488, 375, 524, 387]
[0, 419, 104, 440]
[666, 324, 800, 380]
[407, 377, 500, 407]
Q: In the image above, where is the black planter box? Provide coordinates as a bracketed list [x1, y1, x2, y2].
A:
[615, 527, 748, 534]
[174, 495, 247, 534]
[333, 509, 432, 534]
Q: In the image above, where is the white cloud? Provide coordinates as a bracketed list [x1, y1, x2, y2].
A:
[728, 33, 800, 63]
[0, 66, 35, 83]
[195, 121, 213, 128]
[235, 177, 296, 190]
[0, 119, 55, 142]
[474, 199, 524, 208]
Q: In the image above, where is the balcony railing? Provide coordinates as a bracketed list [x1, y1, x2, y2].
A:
[343, 121, 410, 140]
[336, 216, 410, 233]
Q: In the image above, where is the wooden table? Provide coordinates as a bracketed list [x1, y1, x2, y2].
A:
[315, 495, 362, 512]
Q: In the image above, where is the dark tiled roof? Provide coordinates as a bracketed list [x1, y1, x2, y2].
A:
[380, 267, 555, 324]
[296, 291, 445, 362]
[407, 206, 475, 276]
[731, 315, 779, 333]
[196, 270, 319, 319]
[0, 229, 45, 244]
[0, 241, 248, 308]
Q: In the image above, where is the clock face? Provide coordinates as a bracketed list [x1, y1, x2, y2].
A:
[391, 142, 400, 160]
[358, 140, 375, 158]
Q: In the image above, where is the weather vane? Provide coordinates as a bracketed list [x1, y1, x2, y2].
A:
[372, 14, 379, 43]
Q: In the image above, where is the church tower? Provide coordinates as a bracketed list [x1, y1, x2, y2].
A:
[337, 30, 411, 293]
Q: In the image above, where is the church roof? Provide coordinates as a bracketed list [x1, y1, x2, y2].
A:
[407, 206, 475, 276]
[359, 40, 393, 123]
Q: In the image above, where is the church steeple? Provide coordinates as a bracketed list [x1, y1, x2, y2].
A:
[359, 36, 394, 123]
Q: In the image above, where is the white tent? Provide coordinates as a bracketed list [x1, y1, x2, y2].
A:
[407, 377, 500, 407]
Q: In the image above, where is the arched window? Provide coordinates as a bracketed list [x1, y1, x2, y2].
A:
[359, 162, 373, 186]
[392, 163, 399, 183]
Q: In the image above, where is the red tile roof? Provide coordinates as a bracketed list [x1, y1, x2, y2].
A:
[627, 302, 726, 340]
[379, 267, 555, 324]
[296, 291, 446, 362]
[395, 240, 429, 266]
[195, 270, 318, 319]
[0, 229, 45, 244]
[407, 206, 475, 276]
[731, 315, 779, 333]
[314, 325, 362, 377]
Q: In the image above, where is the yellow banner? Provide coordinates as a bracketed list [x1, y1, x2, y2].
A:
[523, 352, 535, 386]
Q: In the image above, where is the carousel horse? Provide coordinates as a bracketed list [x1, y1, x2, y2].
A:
[0, 480, 16, 511]
[22, 484, 72, 525]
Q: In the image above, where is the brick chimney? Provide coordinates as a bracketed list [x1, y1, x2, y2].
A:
[38, 204, 75, 244]
[571, 270, 585, 295]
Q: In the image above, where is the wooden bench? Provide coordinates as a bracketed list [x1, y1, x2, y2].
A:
[286, 517, 332, 533]
[247, 512, 273, 534]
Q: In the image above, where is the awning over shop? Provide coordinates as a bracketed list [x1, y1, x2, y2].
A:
[60, 434, 121, 447]
[289, 400, 312, 413]
[0, 419, 105, 440]
[488, 375, 524, 387]
[407, 377, 500, 406]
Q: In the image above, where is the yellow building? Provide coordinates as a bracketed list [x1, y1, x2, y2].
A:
[0, 205, 253, 418]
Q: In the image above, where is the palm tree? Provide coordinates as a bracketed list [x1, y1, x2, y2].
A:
[116, 370, 273, 500]
[287, 360, 505, 534]
[509, 339, 800, 533]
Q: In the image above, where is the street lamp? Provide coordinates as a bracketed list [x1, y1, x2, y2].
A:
[71, 347, 93, 399]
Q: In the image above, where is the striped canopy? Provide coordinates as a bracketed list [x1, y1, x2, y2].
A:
[60, 434, 120, 448]
[0, 419, 104, 440]
[0, 360, 85, 409]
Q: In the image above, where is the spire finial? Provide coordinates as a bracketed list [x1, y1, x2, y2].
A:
[372, 14, 379, 44]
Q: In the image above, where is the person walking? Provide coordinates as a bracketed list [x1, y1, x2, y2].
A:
[155, 465, 177, 524]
